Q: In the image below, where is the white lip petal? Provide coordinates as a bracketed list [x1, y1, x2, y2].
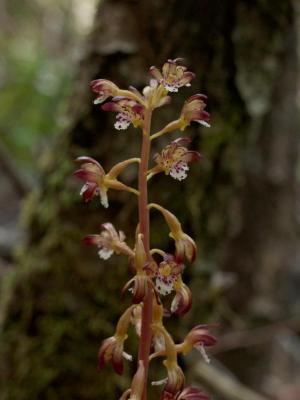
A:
[170, 162, 189, 181]
[171, 295, 180, 313]
[155, 277, 174, 296]
[100, 190, 109, 208]
[151, 378, 168, 386]
[197, 120, 211, 128]
[122, 351, 133, 361]
[80, 183, 88, 196]
[164, 83, 179, 92]
[153, 333, 166, 352]
[114, 113, 131, 130]
[195, 343, 211, 363]
[98, 247, 114, 260]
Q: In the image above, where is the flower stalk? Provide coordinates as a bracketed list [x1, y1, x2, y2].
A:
[137, 107, 153, 400]
[74, 58, 216, 400]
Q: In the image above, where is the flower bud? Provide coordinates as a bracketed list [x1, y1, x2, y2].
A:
[162, 361, 185, 397]
[98, 335, 129, 375]
[98, 306, 134, 374]
[171, 278, 192, 316]
[180, 94, 210, 128]
[90, 79, 119, 104]
[148, 203, 197, 263]
[122, 274, 152, 304]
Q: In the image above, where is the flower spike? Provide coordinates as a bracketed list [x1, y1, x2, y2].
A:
[148, 203, 197, 263]
[79, 59, 216, 400]
[74, 156, 139, 207]
[84, 222, 134, 260]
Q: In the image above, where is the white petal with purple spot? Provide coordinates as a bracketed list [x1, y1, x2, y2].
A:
[98, 247, 114, 260]
[114, 113, 131, 130]
[155, 276, 174, 296]
[170, 162, 189, 181]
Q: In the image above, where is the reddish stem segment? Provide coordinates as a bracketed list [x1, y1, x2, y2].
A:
[138, 108, 153, 400]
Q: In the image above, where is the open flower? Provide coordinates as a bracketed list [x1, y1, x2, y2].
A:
[181, 325, 217, 363]
[91, 79, 120, 104]
[98, 306, 134, 375]
[151, 138, 202, 181]
[150, 58, 195, 93]
[180, 94, 210, 128]
[155, 254, 184, 296]
[148, 203, 197, 263]
[98, 335, 132, 375]
[161, 362, 185, 399]
[175, 387, 210, 400]
[102, 97, 144, 130]
[122, 274, 152, 304]
[74, 156, 139, 207]
[84, 222, 134, 260]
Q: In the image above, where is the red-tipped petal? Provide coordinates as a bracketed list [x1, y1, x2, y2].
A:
[80, 182, 98, 202]
[149, 66, 163, 81]
[172, 284, 192, 316]
[83, 234, 101, 246]
[73, 169, 100, 183]
[187, 94, 208, 102]
[182, 151, 202, 163]
[176, 387, 210, 400]
[75, 156, 102, 168]
[101, 102, 119, 112]
[172, 137, 192, 146]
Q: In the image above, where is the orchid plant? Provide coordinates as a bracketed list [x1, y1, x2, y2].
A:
[74, 58, 217, 400]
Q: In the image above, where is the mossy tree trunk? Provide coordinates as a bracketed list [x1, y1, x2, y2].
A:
[0, 1, 298, 399]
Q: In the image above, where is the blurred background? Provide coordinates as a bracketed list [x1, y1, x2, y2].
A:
[0, 0, 299, 399]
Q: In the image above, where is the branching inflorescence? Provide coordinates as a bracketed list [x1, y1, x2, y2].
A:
[74, 58, 217, 400]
